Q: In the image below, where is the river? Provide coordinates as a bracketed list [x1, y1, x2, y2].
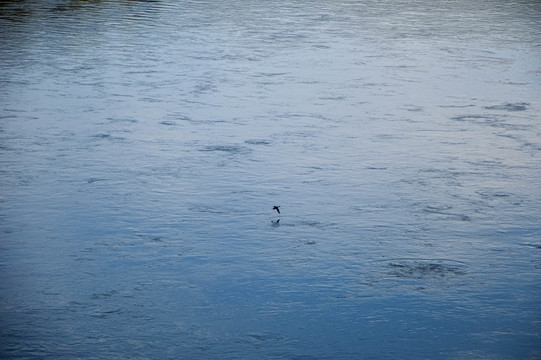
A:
[1, 1, 540, 359]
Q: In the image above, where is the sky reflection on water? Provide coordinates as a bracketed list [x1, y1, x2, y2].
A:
[1, 0, 541, 359]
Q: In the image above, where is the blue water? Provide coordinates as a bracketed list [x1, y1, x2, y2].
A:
[1, 1, 540, 359]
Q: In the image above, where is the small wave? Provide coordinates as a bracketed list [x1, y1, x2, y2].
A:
[247, 332, 287, 343]
[159, 120, 176, 126]
[188, 205, 224, 214]
[200, 144, 251, 154]
[91, 290, 118, 299]
[319, 95, 346, 101]
[450, 113, 529, 131]
[106, 117, 137, 124]
[92, 133, 125, 141]
[92, 133, 112, 139]
[484, 102, 529, 111]
[91, 308, 123, 319]
[365, 166, 387, 170]
[519, 243, 541, 250]
[475, 189, 512, 200]
[168, 113, 192, 122]
[298, 220, 337, 230]
[451, 114, 499, 126]
[244, 139, 271, 145]
[86, 178, 108, 184]
[254, 72, 287, 77]
[424, 205, 453, 212]
[423, 205, 471, 222]
[385, 258, 467, 279]
[404, 104, 423, 112]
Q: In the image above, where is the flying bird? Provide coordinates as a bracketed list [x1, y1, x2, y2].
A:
[273, 206, 280, 214]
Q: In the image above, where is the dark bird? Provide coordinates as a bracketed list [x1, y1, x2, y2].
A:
[273, 206, 280, 214]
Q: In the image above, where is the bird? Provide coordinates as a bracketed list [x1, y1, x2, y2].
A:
[273, 206, 280, 214]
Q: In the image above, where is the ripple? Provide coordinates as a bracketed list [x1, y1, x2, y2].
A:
[91, 290, 118, 300]
[475, 188, 512, 200]
[200, 144, 251, 155]
[188, 205, 224, 214]
[86, 178, 109, 184]
[246, 332, 287, 343]
[244, 139, 271, 145]
[92, 133, 125, 141]
[159, 120, 176, 126]
[422, 205, 471, 222]
[450, 113, 529, 131]
[484, 102, 529, 111]
[385, 258, 468, 279]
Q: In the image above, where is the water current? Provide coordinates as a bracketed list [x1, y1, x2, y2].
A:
[1, 1, 541, 359]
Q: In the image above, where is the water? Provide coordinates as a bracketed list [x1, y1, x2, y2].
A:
[1, 0, 540, 359]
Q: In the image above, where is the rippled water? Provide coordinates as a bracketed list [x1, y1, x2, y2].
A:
[1, 1, 541, 359]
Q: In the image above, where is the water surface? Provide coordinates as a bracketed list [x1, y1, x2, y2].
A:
[1, 1, 541, 359]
